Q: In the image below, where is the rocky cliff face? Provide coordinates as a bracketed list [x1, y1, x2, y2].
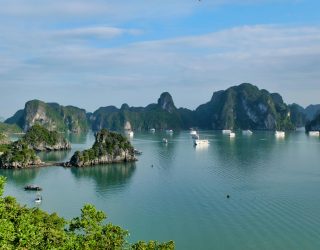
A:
[0, 141, 43, 169]
[305, 114, 320, 132]
[195, 83, 294, 130]
[5, 100, 88, 133]
[68, 129, 136, 167]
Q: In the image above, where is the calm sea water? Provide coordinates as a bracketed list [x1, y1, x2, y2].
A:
[1, 131, 320, 249]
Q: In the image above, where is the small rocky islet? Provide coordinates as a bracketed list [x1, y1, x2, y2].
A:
[0, 125, 136, 169]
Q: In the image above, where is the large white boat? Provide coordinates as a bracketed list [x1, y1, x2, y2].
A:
[309, 131, 320, 136]
[229, 132, 236, 138]
[275, 131, 285, 138]
[194, 139, 209, 146]
[242, 130, 253, 135]
[222, 130, 232, 134]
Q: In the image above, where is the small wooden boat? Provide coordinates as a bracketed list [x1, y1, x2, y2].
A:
[24, 185, 42, 191]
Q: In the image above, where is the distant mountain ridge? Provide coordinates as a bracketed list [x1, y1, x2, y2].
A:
[5, 100, 89, 133]
[4, 83, 317, 132]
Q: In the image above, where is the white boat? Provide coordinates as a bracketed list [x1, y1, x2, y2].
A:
[275, 131, 285, 138]
[309, 131, 320, 136]
[222, 130, 232, 134]
[34, 193, 42, 203]
[194, 139, 209, 146]
[190, 130, 197, 135]
[150, 128, 156, 133]
[229, 132, 236, 138]
[128, 131, 134, 137]
[242, 130, 253, 135]
[166, 129, 173, 134]
[162, 138, 168, 144]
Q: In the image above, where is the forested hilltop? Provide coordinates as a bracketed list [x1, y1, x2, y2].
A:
[4, 83, 319, 132]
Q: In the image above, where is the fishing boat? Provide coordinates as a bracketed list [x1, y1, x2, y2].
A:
[24, 185, 42, 191]
[34, 193, 42, 203]
[134, 149, 142, 155]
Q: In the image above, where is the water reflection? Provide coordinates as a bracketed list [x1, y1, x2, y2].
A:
[70, 163, 136, 194]
[37, 150, 71, 162]
[0, 168, 40, 186]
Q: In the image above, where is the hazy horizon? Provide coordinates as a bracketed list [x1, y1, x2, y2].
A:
[1, 0, 319, 118]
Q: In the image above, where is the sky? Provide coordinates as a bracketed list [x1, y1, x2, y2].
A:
[0, 0, 320, 118]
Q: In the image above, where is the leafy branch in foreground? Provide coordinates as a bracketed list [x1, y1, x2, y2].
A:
[0, 176, 174, 249]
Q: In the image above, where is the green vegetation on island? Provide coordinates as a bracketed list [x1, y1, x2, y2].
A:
[5, 100, 89, 133]
[69, 129, 135, 167]
[0, 176, 174, 249]
[0, 122, 22, 134]
[0, 141, 41, 169]
[0, 125, 72, 168]
[22, 124, 71, 151]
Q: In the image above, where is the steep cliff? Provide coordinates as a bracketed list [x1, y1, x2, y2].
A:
[5, 100, 88, 133]
[195, 83, 294, 130]
[305, 114, 320, 132]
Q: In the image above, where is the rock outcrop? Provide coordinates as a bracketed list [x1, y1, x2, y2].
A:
[22, 124, 71, 151]
[67, 129, 136, 167]
[0, 141, 43, 169]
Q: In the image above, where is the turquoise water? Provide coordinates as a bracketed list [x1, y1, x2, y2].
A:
[1, 131, 320, 249]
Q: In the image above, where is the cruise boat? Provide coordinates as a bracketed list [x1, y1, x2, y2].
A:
[229, 132, 236, 138]
[309, 131, 320, 136]
[194, 139, 209, 146]
[242, 130, 253, 135]
[275, 131, 285, 138]
[222, 130, 232, 134]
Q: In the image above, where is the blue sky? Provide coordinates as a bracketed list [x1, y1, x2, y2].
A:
[0, 0, 320, 117]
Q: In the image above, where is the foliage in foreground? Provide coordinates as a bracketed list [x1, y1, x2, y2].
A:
[0, 176, 174, 249]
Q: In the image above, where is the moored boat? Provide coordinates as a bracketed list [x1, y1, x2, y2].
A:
[150, 128, 156, 133]
[275, 131, 285, 138]
[162, 138, 168, 144]
[229, 132, 236, 138]
[24, 185, 42, 191]
[309, 131, 320, 136]
[194, 139, 209, 146]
